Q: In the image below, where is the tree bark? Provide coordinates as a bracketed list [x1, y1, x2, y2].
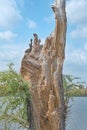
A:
[20, 0, 67, 130]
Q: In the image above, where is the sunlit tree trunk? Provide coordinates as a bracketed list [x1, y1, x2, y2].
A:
[21, 0, 67, 130]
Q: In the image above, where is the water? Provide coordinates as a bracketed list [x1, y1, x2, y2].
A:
[66, 97, 87, 130]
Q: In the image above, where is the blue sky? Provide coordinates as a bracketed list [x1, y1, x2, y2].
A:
[0, 0, 87, 82]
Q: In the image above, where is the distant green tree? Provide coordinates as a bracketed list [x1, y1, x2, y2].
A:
[63, 74, 86, 103]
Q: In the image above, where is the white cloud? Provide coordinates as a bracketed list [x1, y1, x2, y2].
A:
[68, 50, 87, 65]
[0, 43, 28, 71]
[65, 0, 87, 80]
[65, 44, 87, 66]
[0, 0, 22, 28]
[0, 31, 17, 41]
[64, 43, 87, 81]
[66, 0, 87, 39]
[27, 20, 37, 29]
[64, 42, 87, 80]
[71, 26, 87, 38]
[66, 0, 87, 25]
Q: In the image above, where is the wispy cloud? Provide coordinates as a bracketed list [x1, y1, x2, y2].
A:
[66, 0, 87, 40]
[0, 31, 17, 41]
[27, 20, 37, 29]
[64, 0, 87, 81]
[0, 43, 28, 71]
[66, 50, 87, 65]
[71, 26, 87, 39]
[0, 0, 22, 29]
[64, 42, 87, 81]
[66, 0, 87, 25]
[65, 42, 87, 67]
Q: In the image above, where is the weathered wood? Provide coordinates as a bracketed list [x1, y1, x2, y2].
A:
[20, 0, 67, 130]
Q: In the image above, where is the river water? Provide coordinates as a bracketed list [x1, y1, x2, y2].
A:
[66, 97, 87, 130]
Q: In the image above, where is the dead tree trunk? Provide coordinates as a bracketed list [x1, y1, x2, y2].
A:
[20, 0, 67, 130]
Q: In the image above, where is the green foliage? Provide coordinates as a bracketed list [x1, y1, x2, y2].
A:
[63, 74, 87, 104]
[0, 63, 31, 130]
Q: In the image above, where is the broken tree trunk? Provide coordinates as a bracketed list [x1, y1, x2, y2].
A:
[20, 0, 67, 130]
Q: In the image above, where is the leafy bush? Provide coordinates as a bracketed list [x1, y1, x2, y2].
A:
[0, 63, 31, 130]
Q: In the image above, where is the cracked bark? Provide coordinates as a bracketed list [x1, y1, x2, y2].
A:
[20, 0, 67, 130]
